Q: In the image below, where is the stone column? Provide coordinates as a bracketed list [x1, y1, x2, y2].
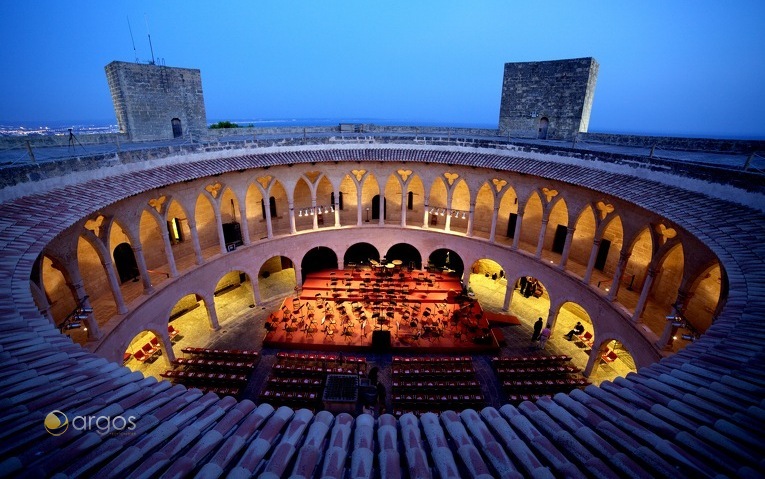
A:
[558, 227, 576, 270]
[631, 267, 657, 322]
[334, 194, 341, 227]
[423, 198, 430, 229]
[131, 245, 155, 294]
[312, 197, 319, 230]
[378, 194, 385, 226]
[252, 277, 263, 305]
[67, 274, 102, 339]
[288, 202, 296, 234]
[357, 190, 364, 226]
[98, 257, 128, 315]
[444, 209, 452, 232]
[187, 217, 204, 265]
[294, 264, 303, 288]
[502, 282, 514, 312]
[535, 218, 549, 259]
[656, 289, 689, 350]
[160, 230, 179, 278]
[239, 203, 251, 245]
[466, 204, 476, 237]
[158, 331, 176, 368]
[607, 251, 632, 301]
[583, 342, 609, 378]
[215, 208, 227, 255]
[488, 205, 499, 242]
[511, 212, 523, 250]
[203, 296, 220, 330]
[400, 190, 407, 227]
[264, 197, 274, 239]
[546, 307, 560, 331]
[583, 238, 601, 284]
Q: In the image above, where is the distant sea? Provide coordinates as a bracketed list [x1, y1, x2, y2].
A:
[0, 118, 496, 137]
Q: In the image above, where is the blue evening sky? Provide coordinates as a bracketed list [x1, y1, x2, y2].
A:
[1, 1, 763, 138]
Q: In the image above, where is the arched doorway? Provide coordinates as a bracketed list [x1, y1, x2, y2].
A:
[538, 117, 549, 139]
[301, 247, 339, 281]
[171, 118, 182, 138]
[467, 258, 506, 310]
[113, 242, 139, 284]
[428, 248, 464, 279]
[385, 243, 422, 270]
[344, 242, 380, 267]
[258, 256, 296, 300]
[371, 195, 387, 220]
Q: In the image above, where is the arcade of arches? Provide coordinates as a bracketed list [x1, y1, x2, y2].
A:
[35, 163, 724, 387]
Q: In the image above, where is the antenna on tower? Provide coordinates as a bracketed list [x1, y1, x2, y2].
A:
[126, 16, 139, 63]
[144, 13, 156, 65]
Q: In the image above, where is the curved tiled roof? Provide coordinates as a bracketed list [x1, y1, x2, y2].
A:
[0, 145, 763, 478]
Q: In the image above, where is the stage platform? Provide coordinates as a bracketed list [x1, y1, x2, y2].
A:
[263, 268, 500, 354]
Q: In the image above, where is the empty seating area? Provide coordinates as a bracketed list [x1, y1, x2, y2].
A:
[493, 354, 590, 404]
[259, 352, 367, 410]
[159, 346, 259, 396]
[124, 325, 182, 364]
[391, 356, 485, 416]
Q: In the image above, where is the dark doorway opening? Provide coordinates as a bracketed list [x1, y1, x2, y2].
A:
[386, 243, 422, 270]
[113, 242, 139, 283]
[538, 117, 549, 139]
[371, 195, 387, 220]
[552, 224, 568, 254]
[301, 247, 338, 281]
[171, 118, 182, 138]
[506, 213, 518, 238]
[344, 242, 380, 267]
[428, 248, 464, 278]
[595, 239, 612, 271]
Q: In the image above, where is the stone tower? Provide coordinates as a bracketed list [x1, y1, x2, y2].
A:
[105, 61, 207, 142]
[498, 57, 598, 140]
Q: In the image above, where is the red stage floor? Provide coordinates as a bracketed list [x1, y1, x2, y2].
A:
[264, 268, 500, 353]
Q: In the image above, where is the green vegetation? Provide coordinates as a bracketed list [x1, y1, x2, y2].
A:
[209, 121, 240, 129]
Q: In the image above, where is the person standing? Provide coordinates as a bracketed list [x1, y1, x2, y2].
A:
[531, 317, 544, 342]
[519, 276, 528, 294]
[538, 325, 551, 349]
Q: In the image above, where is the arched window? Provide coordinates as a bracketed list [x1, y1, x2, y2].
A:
[407, 191, 414, 210]
[171, 118, 182, 138]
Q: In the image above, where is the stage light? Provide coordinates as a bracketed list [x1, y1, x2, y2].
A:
[80, 307, 93, 314]
[330, 205, 335, 212]
[299, 210, 303, 217]
[310, 208, 314, 215]
[324, 206, 329, 213]
[440, 209, 445, 216]
[462, 212, 466, 219]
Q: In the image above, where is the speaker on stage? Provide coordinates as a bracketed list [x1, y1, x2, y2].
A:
[372, 330, 391, 352]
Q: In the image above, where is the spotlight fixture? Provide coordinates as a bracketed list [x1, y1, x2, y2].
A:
[440, 209, 445, 216]
[330, 205, 335, 212]
[299, 210, 303, 217]
[462, 212, 466, 219]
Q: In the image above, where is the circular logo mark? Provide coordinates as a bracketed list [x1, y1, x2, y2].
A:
[44, 410, 69, 436]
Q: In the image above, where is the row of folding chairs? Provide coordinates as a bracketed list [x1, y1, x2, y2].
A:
[492, 354, 571, 365]
[273, 363, 364, 376]
[267, 376, 324, 389]
[181, 347, 259, 360]
[392, 355, 472, 364]
[502, 378, 590, 392]
[391, 365, 476, 376]
[275, 351, 366, 366]
[172, 357, 257, 371]
[494, 365, 580, 377]
[161, 370, 248, 383]
[392, 393, 485, 411]
[392, 379, 480, 391]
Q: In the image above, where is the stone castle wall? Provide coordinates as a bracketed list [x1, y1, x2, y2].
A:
[104, 61, 207, 141]
[499, 57, 599, 140]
